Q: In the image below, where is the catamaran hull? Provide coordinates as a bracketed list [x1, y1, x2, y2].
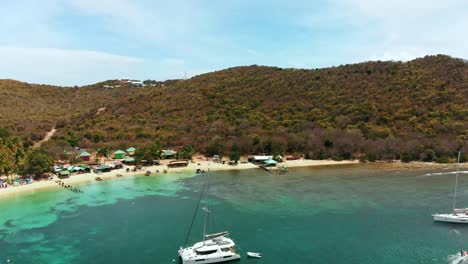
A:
[179, 254, 240, 264]
[433, 214, 468, 223]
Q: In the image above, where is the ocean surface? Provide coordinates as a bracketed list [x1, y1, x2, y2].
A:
[1, 164, 468, 264]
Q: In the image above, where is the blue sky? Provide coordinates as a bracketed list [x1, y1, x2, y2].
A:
[0, 0, 467, 86]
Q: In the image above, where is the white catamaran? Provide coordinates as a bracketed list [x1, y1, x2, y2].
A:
[433, 152, 468, 223]
[178, 175, 241, 264]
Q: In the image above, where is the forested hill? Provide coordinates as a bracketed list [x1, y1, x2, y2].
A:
[1, 55, 467, 162]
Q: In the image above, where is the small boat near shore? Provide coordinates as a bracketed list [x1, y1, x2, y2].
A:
[247, 252, 262, 258]
[433, 151, 467, 223]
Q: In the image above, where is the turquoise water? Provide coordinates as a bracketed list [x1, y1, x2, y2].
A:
[1, 164, 468, 263]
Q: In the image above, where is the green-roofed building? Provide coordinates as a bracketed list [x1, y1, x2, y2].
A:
[59, 170, 70, 178]
[126, 147, 136, 156]
[93, 164, 112, 173]
[114, 150, 126, 159]
[80, 165, 91, 173]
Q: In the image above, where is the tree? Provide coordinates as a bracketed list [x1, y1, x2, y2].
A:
[135, 142, 162, 164]
[421, 149, 437, 162]
[229, 144, 241, 162]
[205, 136, 224, 157]
[0, 127, 11, 139]
[66, 131, 79, 147]
[0, 137, 24, 177]
[22, 147, 54, 179]
[178, 144, 195, 160]
[96, 146, 111, 163]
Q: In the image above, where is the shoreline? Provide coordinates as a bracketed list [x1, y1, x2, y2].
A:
[1, 159, 466, 200]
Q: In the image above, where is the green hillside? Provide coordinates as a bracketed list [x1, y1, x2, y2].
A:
[1, 55, 467, 162]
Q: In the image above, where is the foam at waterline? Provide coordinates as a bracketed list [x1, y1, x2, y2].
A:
[420, 171, 468, 177]
[448, 253, 468, 264]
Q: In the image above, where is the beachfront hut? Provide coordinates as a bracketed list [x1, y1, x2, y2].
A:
[114, 150, 126, 159]
[79, 151, 91, 161]
[251, 155, 273, 164]
[113, 161, 123, 169]
[168, 160, 189, 168]
[59, 170, 70, 179]
[126, 147, 136, 156]
[123, 158, 135, 165]
[53, 165, 63, 173]
[79, 165, 91, 173]
[94, 164, 112, 173]
[162, 149, 177, 159]
[263, 159, 278, 167]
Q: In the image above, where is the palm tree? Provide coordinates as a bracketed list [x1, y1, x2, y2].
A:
[0, 137, 24, 183]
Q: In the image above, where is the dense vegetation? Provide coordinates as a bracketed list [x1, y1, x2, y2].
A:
[1, 55, 467, 162]
[0, 132, 54, 179]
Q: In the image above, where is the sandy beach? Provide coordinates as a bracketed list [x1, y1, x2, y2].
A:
[2, 158, 467, 200]
[0, 159, 360, 199]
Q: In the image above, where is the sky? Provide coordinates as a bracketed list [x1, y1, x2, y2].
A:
[0, 0, 467, 86]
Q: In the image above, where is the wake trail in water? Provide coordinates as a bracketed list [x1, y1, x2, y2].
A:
[448, 254, 468, 264]
[450, 229, 462, 237]
[418, 171, 468, 178]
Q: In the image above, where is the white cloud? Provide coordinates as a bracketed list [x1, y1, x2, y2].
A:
[66, 0, 210, 47]
[337, 0, 468, 61]
[0, 0, 466, 85]
[0, 0, 66, 46]
[296, 0, 468, 63]
[0, 47, 143, 86]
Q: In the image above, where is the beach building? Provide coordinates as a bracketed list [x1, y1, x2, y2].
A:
[59, 170, 70, 179]
[114, 150, 126, 159]
[79, 151, 91, 161]
[94, 165, 112, 173]
[113, 161, 123, 169]
[162, 149, 177, 159]
[126, 147, 136, 156]
[68, 165, 91, 173]
[168, 160, 189, 168]
[263, 159, 278, 167]
[123, 157, 135, 165]
[251, 155, 273, 164]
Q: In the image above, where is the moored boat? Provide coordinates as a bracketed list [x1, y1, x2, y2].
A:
[178, 232, 240, 264]
[178, 172, 241, 264]
[247, 252, 262, 258]
[433, 152, 467, 223]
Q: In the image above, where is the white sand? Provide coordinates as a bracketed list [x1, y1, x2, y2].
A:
[0, 159, 363, 199]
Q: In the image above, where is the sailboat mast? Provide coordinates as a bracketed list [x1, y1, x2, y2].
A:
[452, 151, 461, 211]
[203, 207, 207, 244]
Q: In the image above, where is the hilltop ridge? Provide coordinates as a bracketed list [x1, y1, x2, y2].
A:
[0, 55, 466, 161]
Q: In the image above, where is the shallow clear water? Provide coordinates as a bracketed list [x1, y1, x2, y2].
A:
[1, 164, 468, 263]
